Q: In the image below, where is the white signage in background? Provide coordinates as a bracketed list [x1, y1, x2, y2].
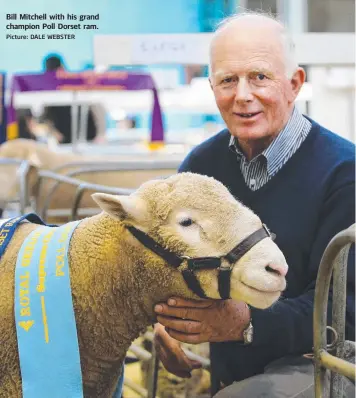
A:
[133, 39, 185, 63]
[94, 33, 355, 67]
[132, 35, 209, 65]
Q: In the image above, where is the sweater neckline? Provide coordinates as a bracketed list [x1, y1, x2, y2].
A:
[227, 119, 320, 199]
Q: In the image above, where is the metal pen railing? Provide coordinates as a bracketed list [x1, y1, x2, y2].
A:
[0, 157, 178, 218]
[71, 182, 133, 221]
[36, 162, 177, 221]
[314, 224, 355, 397]
[34, 170, 133, 221]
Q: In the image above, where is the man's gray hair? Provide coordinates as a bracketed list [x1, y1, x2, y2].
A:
[210, 11, 298, 78]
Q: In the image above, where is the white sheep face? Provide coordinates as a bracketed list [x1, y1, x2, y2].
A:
[93, 172, 288, 309]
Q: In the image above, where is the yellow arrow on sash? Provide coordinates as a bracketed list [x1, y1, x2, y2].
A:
[18, 320, 34, 332]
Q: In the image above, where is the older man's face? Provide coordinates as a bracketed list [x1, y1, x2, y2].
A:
[210, 27, 299, 146]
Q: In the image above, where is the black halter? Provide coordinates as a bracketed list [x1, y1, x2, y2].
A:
[126, 224, 276, 300]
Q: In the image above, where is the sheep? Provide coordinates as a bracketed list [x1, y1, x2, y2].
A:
[0, 172, 288, 397]
[0, 138, 180, 220]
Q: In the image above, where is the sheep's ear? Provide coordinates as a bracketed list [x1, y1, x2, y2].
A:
[27, 152, 42, 168]
[92, 193, 148, 222]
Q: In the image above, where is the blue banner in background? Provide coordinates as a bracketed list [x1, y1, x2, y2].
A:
[0, 72, 6, 144]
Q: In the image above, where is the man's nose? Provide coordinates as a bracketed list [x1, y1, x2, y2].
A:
[234, 79, 253, 102]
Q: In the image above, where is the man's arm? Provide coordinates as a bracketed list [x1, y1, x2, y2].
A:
[250, 180, 355, 354]
[153, 323, 203, 378]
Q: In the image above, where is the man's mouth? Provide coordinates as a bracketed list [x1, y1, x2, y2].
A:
[235, 112, 261, 119]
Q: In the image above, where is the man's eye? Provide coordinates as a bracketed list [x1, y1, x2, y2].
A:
[222, 77, 233, 84]
[256, 73, 267, 80]
[179, 218, 193, 227]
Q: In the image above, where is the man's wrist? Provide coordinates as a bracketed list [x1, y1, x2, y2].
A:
[228, 300, 251, 341]
[240, 303, 252, 340]
[242, 304, 253, 344]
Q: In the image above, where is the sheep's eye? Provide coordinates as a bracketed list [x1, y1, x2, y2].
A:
[179, 218, 193, 227]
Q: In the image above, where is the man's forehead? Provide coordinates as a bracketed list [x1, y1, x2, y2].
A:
[212, 31, 283, 57]
[210, 36, 286, 76]
[211, 21, 285, 59]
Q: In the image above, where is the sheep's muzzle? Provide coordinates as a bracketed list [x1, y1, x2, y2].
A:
[126, 224, 276, 300]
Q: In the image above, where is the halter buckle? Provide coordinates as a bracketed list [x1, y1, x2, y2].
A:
[218, 261, 234, 272]
[262, 224, 276, 241]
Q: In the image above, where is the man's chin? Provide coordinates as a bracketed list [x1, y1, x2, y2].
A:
[230, 128, 268, 141]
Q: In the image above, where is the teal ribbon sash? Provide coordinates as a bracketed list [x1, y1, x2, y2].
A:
[0, 213, 48, 258]
[8, 215, 124, 397]
[15, 221, 84, 398]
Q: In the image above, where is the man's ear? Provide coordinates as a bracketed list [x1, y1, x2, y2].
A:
[92, 193, 148, 223]
[209, 76, 213, 91]
[289, 67, 306, 101]
[27, 152, 42, 168]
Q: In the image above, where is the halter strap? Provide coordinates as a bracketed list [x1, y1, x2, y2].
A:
[126, 224, 275, 300]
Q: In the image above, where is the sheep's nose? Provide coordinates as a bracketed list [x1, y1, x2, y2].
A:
[265, 263, 287, 277]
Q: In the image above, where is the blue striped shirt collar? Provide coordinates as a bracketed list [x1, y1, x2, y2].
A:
[229, 107, 311, 176]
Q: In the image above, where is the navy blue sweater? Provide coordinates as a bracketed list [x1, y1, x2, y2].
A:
[178, 119, 355, 385]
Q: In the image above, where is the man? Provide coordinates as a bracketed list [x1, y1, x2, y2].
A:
[153, 12, 355, 398]
[16, 108, 35, 140]
[41, 55, 98, 144]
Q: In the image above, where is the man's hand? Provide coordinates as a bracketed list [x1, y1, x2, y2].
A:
[154, 297, 250, 344]
[153, 323, 202, 378]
